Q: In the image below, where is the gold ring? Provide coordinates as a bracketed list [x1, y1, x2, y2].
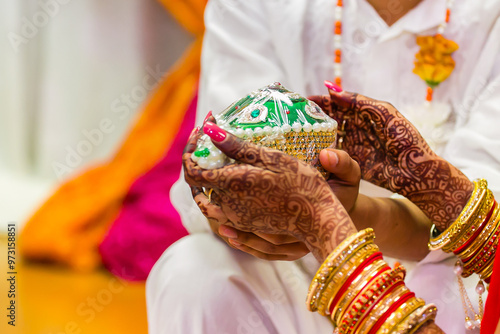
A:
[337, 118, 348, 150]
[206, 188, 214, 203]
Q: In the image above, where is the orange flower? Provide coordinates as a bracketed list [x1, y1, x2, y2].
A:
[413, 34, 459, 88]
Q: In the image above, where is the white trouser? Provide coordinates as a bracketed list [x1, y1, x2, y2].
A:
[147, 232, 483, 334]
[146, 233, 333, 334]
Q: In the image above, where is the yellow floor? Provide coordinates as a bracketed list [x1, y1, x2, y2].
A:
[0, 236, 148, 334]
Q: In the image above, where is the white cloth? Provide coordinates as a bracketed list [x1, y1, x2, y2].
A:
[147, 0, 500, 333]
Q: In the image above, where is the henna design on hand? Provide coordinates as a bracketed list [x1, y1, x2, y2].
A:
[183, 124, 357, 261]
[310, 91, 473, 230]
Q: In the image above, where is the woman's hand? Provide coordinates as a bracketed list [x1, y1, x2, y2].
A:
[192, 185, 310, 261]
[185, 125, 310, 261]
[183, 122, 357, 261]
[310, 87, 473, 230]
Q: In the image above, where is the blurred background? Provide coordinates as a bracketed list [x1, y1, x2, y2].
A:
[0, 0, 202, 332]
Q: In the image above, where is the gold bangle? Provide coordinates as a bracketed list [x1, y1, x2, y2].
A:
[321, 244, 379, 316]
[429, 179, 488, 251]
[462, 218, 500, 277]
[443, 188, 494, 253]
[356, 284, 409, 334]
[332, 259, 390, 324]
[394, 304, 438, 334]
[480, 258, 496, 280]
[318, 245, 380, 316]
[456, 201, 499, 259]
[375, 297, 426, 334]
[479, 207, 500, 280]
[337, 267, 406, 333]
[307, 229, 375, 312]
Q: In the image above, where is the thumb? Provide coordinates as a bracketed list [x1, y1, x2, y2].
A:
[319, 148, 360, 185]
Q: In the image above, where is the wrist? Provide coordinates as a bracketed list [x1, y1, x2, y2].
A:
[309, 198, 357, 261]
[400, 156, 474, 230]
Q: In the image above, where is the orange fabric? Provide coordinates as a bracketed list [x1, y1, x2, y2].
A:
[158, 0, 206, 35]
[20, 1, 207, 271]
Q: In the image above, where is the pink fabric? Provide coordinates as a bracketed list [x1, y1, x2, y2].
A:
[99, 91, 197, 281]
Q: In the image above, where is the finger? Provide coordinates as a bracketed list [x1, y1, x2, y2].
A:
[218, 224, 239, 239]
[227, 239, 297, 261]
[183, 151, 223, 189]
[319, 148, 361, 185]
[325, 88, 388, 135]
[307, 94, 332, 115]
[202, 110, 213, 125]
[237, 235, 309, 256]
[221, 227, 309, 254]
[183, 126, 202, 155]
[190, 185, 204, 198]
[203, 121, 290, 173]
[328, 90, 360, 114]
[192, 186, 225, 220]
[253, 232, 302, 245]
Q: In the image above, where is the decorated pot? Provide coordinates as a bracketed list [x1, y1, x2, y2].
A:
[192, 82, 337, 177]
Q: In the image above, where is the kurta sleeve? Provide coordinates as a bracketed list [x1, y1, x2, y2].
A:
[442, 17, 500, 196]
[195, 0, 289, 125]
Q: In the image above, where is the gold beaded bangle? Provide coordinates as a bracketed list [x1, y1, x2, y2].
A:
[394, 304, 438, 334]
[479, 208, 500, 280]
[337, 267, 406, 333]
[443, 188, 494, 253]
[375, 297, 425, 334]
[316, 244, 380, 315]
[332, 259, 390, 324]
[480, 258, 496, 281]
[355, 284, 410, 334]
[429, 179, 488, 251]
[322, 245, 379, 316]
[456, 201, 500, 260]
[462, 218, 500, 278]
[307, 229, 376, 312]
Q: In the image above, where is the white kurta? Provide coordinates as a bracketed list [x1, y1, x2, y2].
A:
[147, 0, 500, 333]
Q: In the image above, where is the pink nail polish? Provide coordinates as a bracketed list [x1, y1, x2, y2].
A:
[204, 121, 226, 142]
[203, 111, 213, 124]
[324, 80, 343, 92]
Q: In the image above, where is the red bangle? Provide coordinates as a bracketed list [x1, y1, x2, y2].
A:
[455, 200, 496, 255]
[367, 291, 415, 334]
[351, 280, 405, 333]
[328, 252, 383, 315]
[344, 277, 405, 334]
[463, 227, 500, 274]
[336, 265, 392, 325]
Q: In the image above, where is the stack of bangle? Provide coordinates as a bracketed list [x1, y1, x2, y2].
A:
[429, 179, 499, 282]
[307, 228, 437, 334]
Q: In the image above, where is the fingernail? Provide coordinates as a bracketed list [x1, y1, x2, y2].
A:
[203, 111, 213, 124]
[228, 239, 242, 247]
[324, 80, 343, 93]
[219, 225, 238, 239]
[189, 126, 200, 140]
[204, 121, 226, 142]
[326, 149, 339, 167]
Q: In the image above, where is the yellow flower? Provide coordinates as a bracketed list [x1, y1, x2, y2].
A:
[413, 34, 459, 88]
